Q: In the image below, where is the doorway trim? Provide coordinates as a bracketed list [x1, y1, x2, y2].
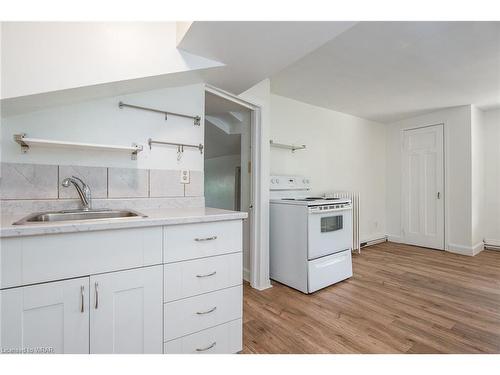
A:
[400, 122, 447, 250]
[204, 84, 270, 290]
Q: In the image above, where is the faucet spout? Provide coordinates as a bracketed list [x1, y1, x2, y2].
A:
[62, 176, 92, 211]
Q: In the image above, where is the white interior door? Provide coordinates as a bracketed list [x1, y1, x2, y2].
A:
[0, 277, 90, 354]
[402, 124, 444, 249]
[90, 266, 163, 354]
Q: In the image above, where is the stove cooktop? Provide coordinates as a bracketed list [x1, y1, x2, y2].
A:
[271, 196, 351, 207]
[282, 197, 341, 202]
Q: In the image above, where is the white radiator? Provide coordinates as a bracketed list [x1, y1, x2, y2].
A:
[326, 191, 361, 254]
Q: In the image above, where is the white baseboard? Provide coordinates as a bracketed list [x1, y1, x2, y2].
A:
[472, 241, 484, 256]
[484, 238, 500, 250]
[387, 235, 403, 243]
[447, 242, 484, 256]
[242, 267, 250, 282]
[252, 281, 272, 291]
[243, 269, 273, 290]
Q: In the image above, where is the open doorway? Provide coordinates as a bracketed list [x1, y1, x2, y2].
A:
[204, 91, 252, 281]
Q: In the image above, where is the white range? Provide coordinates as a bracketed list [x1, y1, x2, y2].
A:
[269, 175, 353, 293]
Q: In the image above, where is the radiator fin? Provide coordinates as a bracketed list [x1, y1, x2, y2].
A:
[326, 191, 361, 254]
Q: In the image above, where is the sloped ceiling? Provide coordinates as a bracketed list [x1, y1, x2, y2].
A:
[204, 91, 249, 159]
[271, 21, 500, 123]
[177, 21, 357, 94]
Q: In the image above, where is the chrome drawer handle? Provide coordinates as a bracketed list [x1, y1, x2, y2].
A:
[80, 285, 85, 313]
[196, 271, 217, 278]
[94, 282, 99, 309]
[196, 341, 216, 352]
[194, 236, 217, 242]
[196, 306, 217, 315]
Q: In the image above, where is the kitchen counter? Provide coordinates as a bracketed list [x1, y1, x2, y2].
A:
[0, 207, 248, 238]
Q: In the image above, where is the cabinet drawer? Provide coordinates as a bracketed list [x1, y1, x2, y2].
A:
[0, 227, 162, 289]
[164, 285, 242, 341]
[164, 319, 242, 354]
[164, 220, 242, 263]
[164, 252, 242, 302]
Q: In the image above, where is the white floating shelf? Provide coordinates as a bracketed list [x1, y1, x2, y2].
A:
[14, 134, 143, 160]
[270, 140, 306, 152]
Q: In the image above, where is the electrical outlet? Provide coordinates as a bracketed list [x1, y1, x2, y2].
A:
[180, 170, 190, 184]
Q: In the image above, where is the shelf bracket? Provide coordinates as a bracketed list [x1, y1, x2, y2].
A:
[131, 143, 143, 160]
[14, 133, 29, 153]
[269, 140, 306, 153]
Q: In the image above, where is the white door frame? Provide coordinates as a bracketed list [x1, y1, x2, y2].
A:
[400, 123, 446, 250]
[204, 84, 270, 290]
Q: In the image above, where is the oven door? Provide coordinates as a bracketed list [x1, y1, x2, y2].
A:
[307, 207, 352, 260]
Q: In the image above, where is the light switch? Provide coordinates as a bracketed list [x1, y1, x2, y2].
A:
[180, 170, 190, 184]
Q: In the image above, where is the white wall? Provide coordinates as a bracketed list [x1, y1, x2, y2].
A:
[270, 94, 387, 243]
[1, 84, 205, 171]
[471, 106, 486, 247]
[239, 79, 271, 290]
[483, 109, 500, 245]
[0, 22, 219, 99]
[386, 105, 475, 253]
[205, 154, 241, 210]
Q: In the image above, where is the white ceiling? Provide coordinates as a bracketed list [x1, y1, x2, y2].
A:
[271, 21, 500, 123]
[204, 122, 241, 159]
[204, 92, 249, 159]
[178, 21, 356, 94]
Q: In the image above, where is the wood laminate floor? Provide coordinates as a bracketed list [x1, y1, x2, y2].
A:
[242, 242, 500, 353]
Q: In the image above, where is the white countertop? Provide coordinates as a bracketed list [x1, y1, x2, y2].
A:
[0, 207, 248, 238]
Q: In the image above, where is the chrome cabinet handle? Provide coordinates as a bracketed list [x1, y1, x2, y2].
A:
[196, 306, 217, 315]
[194, 236, 217, 242]
[80, 285, 85, 313]
[196, 341, 216, 352]
[94, 282, 99, 309]
[196, 271, 217, 278]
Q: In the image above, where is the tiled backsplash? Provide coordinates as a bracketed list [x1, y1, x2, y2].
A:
[0, 162, 204, 200]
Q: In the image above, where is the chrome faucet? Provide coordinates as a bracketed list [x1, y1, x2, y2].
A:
[62, 176, 92, 211]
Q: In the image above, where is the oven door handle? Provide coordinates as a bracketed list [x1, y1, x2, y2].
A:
[309, 207, 351, 214]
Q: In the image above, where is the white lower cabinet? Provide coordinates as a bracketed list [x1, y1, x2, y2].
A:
[162, 219, 244, 354]
[90, 266, 163, 354]
[0, 219, 243, 355]
[164, 319, 242, 354]
[0, 277, 90, 354]
[0, 266, 163, 354]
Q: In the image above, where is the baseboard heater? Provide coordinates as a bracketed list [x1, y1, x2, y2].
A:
[361, 236, 388, 248]
[485, 242, 500, 251]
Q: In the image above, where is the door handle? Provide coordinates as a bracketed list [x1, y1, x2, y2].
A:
[94, 282, 99, 309]
[80, 285, 85, 313]
[437, 192, 441, 199]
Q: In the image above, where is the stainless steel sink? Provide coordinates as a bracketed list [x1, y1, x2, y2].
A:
[13, 209, 147, 225]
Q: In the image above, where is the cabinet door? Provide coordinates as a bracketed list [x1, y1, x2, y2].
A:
[0, 277, 89, 354]
[90, 266, 163, 354]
